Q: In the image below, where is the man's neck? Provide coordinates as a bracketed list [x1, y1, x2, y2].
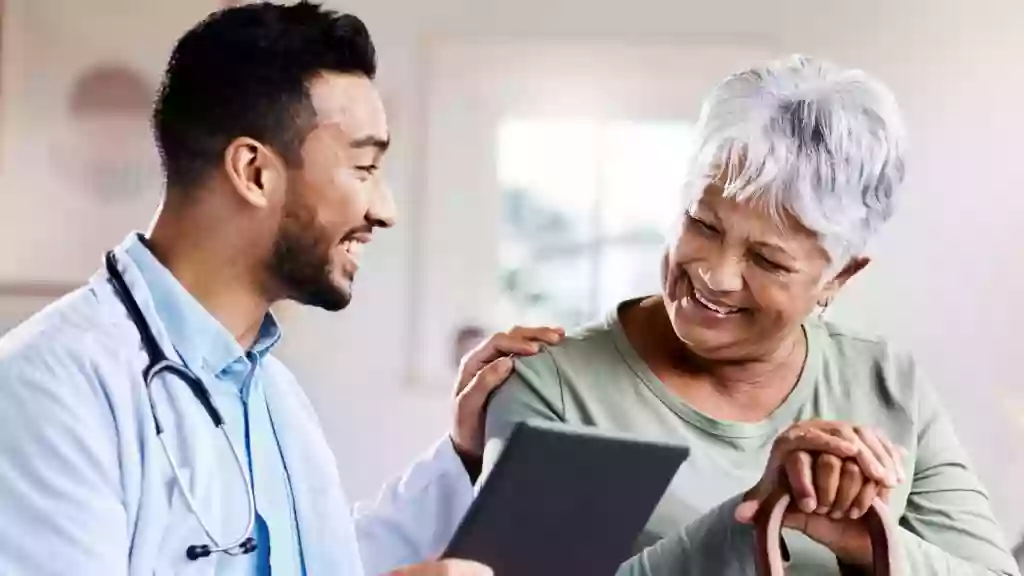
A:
[146, 212, 271, 350]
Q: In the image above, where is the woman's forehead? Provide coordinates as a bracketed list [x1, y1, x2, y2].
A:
[691, 184, 824, 256]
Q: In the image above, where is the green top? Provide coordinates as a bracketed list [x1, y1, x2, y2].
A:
[482, 301, 1020, 575]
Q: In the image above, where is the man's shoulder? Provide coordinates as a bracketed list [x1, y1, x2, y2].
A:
[0, 282, 136, 432]
[0, 283, 129, 381]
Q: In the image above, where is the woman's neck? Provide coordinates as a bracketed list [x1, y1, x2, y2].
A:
[620, 296, 808, 421]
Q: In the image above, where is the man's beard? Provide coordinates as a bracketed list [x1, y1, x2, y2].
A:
[268, 195, 352, 312]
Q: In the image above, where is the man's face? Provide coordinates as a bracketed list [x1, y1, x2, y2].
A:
[268, 72, 395, 311]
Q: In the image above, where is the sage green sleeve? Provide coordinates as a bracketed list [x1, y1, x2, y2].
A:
[481, 350, 566, 485]
[893, 360, 1020, 575]
[615, 494, 759, 576]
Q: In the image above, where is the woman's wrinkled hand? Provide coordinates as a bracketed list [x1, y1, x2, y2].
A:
[735, 420, 907, 567]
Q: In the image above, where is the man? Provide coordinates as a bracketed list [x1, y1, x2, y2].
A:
[0, 3, 563, 575]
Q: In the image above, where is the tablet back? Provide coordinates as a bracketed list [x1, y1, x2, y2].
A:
[443, 420, 689, 575]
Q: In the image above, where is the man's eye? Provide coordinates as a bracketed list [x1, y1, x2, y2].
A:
[357, 165, 378, 175]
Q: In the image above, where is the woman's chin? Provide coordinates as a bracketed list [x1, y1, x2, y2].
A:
[667, 310, 748, 361]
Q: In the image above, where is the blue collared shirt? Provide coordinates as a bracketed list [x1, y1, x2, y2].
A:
[128, 239, 305, 576]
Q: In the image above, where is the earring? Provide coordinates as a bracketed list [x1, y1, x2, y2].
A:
[817, 296, 833, 318]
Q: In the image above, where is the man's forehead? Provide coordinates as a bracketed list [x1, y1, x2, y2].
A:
[307, 71, 388, 137]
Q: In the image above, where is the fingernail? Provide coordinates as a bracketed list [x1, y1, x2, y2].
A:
[849, 508, 863, 520]
[814, 506, 828, 514]
[799, 498, 816, 513]
[830, 510, 844, 520]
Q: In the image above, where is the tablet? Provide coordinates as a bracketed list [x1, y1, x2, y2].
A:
[443, 420, 689, 575]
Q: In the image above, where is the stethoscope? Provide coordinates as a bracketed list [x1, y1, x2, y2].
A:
[104, 250, 258, 561]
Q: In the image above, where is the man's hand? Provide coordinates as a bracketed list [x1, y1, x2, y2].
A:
[735, 420, 906, 567]
[450, 325, 564, 459]
[388, 559, 493, 575]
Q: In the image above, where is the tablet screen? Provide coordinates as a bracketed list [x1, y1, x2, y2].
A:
[443, 420, 689, 575]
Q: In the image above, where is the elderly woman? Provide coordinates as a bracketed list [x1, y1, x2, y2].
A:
[482, 56, 1020, 575]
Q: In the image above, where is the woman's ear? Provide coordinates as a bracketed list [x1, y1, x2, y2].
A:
[818, 256, 871, 306]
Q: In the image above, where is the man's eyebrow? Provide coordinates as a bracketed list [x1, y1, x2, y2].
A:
[350, 134, 390, 152]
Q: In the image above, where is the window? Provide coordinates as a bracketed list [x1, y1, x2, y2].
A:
[496, 118, 693, 328]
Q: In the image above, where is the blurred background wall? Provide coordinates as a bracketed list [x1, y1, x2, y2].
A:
[0, 0, 1022, 544]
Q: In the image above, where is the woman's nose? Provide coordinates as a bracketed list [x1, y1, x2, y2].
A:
[699, 254, 744, 294]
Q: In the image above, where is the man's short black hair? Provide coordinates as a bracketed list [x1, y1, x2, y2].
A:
[152, 1, 377, 192]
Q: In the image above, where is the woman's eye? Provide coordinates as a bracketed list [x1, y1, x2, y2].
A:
[687, 213, 719, 235]
[752, 253, 789, 273]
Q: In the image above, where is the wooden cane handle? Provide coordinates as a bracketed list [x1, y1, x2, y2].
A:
[754, 488, 900, 575]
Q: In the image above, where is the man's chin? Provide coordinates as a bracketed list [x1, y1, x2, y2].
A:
[290, 283, 352, 312]
[313, 295, 351, 312]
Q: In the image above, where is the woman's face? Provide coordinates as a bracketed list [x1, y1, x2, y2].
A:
[662, 180, 860, 361]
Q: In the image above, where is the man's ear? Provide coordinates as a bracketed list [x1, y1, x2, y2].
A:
[818, 256, 870, 306]
[223, 137, 286, 209]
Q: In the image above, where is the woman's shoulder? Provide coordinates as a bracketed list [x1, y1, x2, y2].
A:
[810, 319, 931, 423]
[814, 319, 917, 370]
[513, 317, 620, 378]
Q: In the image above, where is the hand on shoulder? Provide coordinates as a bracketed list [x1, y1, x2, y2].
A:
[450, 325, 564, 458]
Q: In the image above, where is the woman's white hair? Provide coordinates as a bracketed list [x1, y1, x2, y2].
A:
[684, 55, 907, 266]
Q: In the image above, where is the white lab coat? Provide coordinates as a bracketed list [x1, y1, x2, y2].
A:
[0, 237, 474, 576]
[354, 440, 476, 575]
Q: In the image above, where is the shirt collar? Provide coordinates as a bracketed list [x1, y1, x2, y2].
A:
[122, 233, 282, 378]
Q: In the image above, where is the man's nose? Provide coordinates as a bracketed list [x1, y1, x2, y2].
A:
[368, 179, 397, 228]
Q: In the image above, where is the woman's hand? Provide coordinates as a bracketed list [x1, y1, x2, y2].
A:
[780, 452, 890, 567]
[735, 421, 906, 567]
[792, 424, 905, 518]
[736, 420, 901, 520]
